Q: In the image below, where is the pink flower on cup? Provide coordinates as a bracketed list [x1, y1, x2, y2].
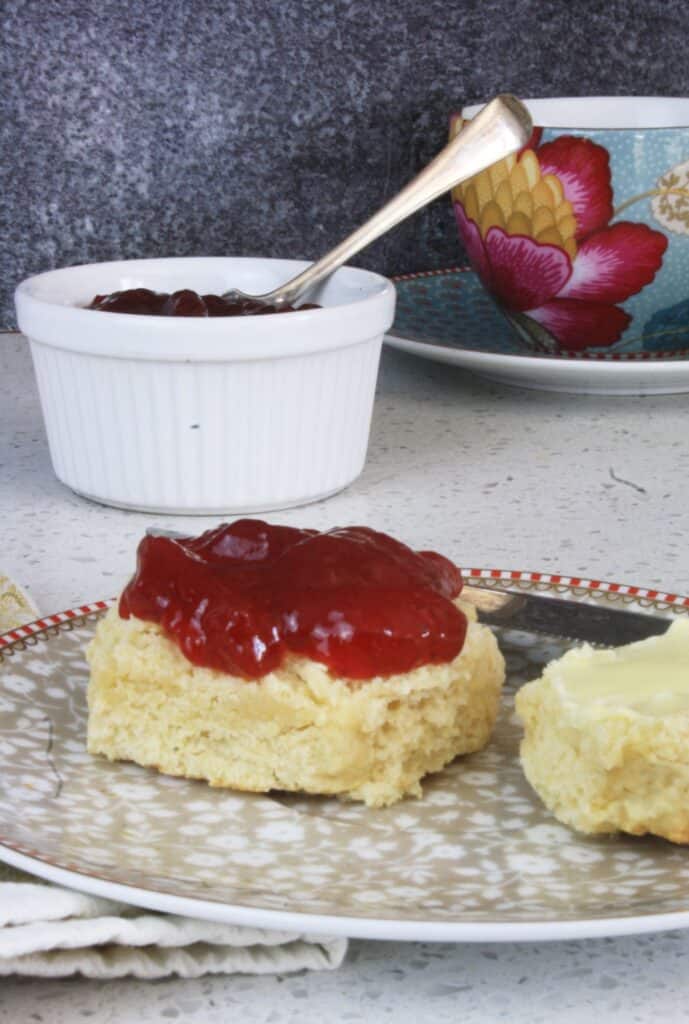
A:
[451, 125, 668, 352]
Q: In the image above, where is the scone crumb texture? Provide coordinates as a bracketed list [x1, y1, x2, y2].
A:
[86, 605, 505, 807]
[515, 619, 689, 843]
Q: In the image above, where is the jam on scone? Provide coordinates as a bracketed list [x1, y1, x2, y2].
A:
[87, 520, 505, 806]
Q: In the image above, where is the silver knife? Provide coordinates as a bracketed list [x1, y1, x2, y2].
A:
[461, 584, 672, 646]
[144, 528, 673, 647]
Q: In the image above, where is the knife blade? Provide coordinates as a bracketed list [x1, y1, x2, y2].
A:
[461, 584, 672, 646]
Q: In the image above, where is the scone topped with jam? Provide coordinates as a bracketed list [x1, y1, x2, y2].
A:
[87, 520, 505, 807]
[516, 619, 689, 843]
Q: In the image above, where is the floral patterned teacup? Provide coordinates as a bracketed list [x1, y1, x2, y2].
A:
[451, 97, 689, 355]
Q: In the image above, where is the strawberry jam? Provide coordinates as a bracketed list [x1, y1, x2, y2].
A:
[88, 288, 319, 316]
[119, 520, 467, 681]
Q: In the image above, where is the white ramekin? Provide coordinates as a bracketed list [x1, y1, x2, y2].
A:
[15, 257, 396, 514]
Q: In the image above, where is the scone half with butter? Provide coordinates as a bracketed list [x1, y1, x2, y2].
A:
[87, 520, 505, 808]
[515, 619, 689, 843]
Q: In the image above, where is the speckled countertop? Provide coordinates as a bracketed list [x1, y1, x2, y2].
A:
[4, 332, 689, 1022]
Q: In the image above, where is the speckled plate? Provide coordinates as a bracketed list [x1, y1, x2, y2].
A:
[386, 269, 689, 395]
[2, 571, 689, 943]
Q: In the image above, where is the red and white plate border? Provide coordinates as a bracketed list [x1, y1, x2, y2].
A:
[0, 599, 113, 652]
[461, 568, 689, 609]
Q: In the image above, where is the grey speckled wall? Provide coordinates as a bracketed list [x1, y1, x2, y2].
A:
[2, 0, 689, 326]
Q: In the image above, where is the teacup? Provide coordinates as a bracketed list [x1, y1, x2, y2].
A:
[450, 97, 689, 355]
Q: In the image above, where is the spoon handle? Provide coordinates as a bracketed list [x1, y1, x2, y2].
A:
[271, 94, 531, 307]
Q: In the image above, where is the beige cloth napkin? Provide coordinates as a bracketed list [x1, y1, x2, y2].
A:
[0, 574, 347, 978]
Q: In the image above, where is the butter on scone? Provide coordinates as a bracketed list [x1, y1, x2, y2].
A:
[515, 619, 689, 843]
[86, 521, 505, 807]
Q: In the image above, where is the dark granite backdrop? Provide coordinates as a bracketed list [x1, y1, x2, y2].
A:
[2, 0, 689, 326]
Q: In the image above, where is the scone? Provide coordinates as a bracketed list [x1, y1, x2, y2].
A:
[515, 618, 689, 842]
[87, 520, 505, 807]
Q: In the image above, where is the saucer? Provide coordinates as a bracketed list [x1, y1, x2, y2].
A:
[385, 268, 689, 395]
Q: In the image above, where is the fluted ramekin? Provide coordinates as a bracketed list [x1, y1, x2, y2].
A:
[15, 257, 395, 514]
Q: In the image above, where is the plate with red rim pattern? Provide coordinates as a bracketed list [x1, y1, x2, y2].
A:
[1, 569, 689, 943]
[386, 269, 689, 395]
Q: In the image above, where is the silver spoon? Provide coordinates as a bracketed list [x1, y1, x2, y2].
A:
[222, 94, 531, 309]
